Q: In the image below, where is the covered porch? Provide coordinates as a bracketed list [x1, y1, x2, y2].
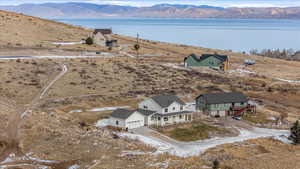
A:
[151, 111, 193, 126]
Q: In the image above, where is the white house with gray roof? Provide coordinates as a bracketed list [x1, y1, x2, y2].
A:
[138, 94, 193, 126]
[109, 94, 193, 129]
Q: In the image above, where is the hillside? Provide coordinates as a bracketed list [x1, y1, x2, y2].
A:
[1, 3, 300, 19]
[0, 10, 300, 169]
[0, 10, 91, 48]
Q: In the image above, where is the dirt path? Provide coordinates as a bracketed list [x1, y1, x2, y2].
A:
[39, 64, 68, 99]
[0, 64, 73, 168]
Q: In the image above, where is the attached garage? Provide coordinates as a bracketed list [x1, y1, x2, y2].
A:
[109, 109, 145, 129]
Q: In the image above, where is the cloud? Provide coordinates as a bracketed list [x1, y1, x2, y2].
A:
[1, 0, 300, 7]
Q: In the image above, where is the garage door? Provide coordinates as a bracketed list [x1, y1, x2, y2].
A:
[126, 120, 144, 129]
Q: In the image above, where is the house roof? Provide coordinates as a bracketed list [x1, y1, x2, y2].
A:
[94, 29, 112, 35]
[136, 109, 156, 116]
[110, 109, 136, 119]
[185, 53, 228, 63]
[111, 108, 156, 119]
[197, 92, 248, 104]
[151, 94, 185, 108]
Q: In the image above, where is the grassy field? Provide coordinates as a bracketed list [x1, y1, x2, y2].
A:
[160, 122, 230, 142]
[243, 111, 275, 124]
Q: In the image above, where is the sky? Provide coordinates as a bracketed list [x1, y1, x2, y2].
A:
[1, 0, 300, 7]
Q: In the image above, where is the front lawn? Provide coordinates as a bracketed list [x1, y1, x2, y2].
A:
[160, 122, 230, 142]
[242, 111, 274, 124]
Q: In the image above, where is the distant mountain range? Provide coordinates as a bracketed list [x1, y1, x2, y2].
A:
[1, 2, 300, 19]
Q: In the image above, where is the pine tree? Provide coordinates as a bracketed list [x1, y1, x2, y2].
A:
[290, 120, 300, 144]
[212, 159, 220, 169]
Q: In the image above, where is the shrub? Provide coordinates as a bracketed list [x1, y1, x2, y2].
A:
[290, 120, 300, 144]
[212, 159, 220, 169]
[85, 37, 93, 45]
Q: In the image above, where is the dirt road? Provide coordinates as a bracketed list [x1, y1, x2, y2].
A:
[0, 63, 72, 168]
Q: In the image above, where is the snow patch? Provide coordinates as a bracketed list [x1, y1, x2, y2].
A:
[69, 110, 83, 113]
[273, 135, 293, 144]
[229, 69, 256, 75]
[96, 119, 110, 127]
[68, 164, 80, 169]
[162, 63, 190, 71]
[87, 106, 129, 112]
[26, 153, 57, 163]
[51, 41, 85, 45]
[0, 153, 16, 164]
[275, 78, 300, 83]
[0, 55, 114, 60]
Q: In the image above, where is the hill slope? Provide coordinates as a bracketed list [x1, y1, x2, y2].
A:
[1, 3, 300, 19]
[0, 10, 91, 47]
[0, 10, 300, 169]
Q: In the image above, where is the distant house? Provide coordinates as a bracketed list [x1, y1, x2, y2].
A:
[90, 28, 118, 47]
[109, 94, 193, 129]
[184, 53, 229, 71]
[93, 29, 112, 35]
[195, 92, 254, 117]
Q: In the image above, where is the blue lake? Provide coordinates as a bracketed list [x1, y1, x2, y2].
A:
[55, 18, 300, 52]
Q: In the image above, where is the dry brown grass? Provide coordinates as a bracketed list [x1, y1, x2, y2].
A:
[0, 10, 300, 169]
[201, 138, 300, 169]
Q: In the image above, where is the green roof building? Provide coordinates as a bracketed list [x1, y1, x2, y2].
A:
[184, 53, 229, 71]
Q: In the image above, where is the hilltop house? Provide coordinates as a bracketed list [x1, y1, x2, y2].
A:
[196, 92, 255, 117]
[90, 28, 118, 47]
[94, 29, 112, 35]
[109, 94, 193, 129]
[184, 53, 229, 71]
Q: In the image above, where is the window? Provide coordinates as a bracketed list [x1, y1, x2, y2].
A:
[158, 117, 161, 121]
[173, 107, 176, 110]
[164, 108, 168, 113]
[116, 120, 119, 125]
[164, 117, 168, 121]
[151, 116, 155, 121]
[180, 106, 183, 110]
[179, 115, 182, 119]
[143, 105, 148, 109]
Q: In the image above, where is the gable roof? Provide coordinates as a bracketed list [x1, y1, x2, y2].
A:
[151, 94, 185, 108]
[111, 109, 135, 119]
[197, 92, 248, 104]
[136, 109, 156, 116]
[185, 53, 228, 63]
[111, 108, 156, 119]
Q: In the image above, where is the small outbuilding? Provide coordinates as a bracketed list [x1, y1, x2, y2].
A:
[184, 53, 229, 71]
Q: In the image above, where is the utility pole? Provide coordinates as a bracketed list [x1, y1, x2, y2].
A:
[134, 33, 140, 58]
